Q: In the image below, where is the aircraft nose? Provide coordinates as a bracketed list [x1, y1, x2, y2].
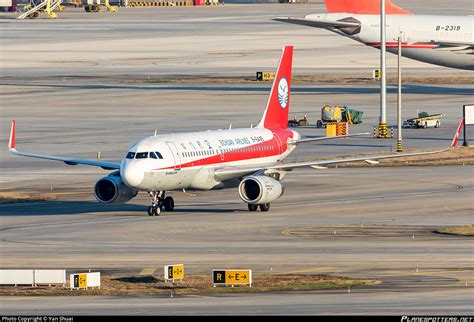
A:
[121, 162, 144, 188]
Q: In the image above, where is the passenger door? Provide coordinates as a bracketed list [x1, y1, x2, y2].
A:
[166, 142, 181, 170]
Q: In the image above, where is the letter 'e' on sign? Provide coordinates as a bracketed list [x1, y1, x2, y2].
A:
[212, 269, 252, 287]
[164, 264, 184, 281]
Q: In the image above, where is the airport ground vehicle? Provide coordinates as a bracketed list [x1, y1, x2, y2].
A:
[288, 115, 310, 127]
[8, 46, 457, 216]
[403, 112, 444, 128]
[316, 105, 343, 128]
[316, 106, 363, 128]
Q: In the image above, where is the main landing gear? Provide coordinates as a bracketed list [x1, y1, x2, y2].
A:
[147, 191, 175, 216]
[248, 203, 270, 212]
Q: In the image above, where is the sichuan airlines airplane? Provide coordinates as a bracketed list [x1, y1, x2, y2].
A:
[275, 0, 474, 70]
[8, 46, 458, 216]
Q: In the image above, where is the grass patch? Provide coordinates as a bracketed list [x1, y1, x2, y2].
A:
[0, 274, 379, 296]
[435, 225, 474, 236]
[0, 192, 56, 204]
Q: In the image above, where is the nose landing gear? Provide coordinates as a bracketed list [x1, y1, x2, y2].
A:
[147, 191, 175, 216]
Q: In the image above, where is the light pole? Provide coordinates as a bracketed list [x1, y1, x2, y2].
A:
[397, 31, 403, 151]
[378, 0, 388, 138]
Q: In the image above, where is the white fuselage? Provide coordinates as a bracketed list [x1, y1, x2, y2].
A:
[306, 13, 474, 69]
[120, 127, 300, 192]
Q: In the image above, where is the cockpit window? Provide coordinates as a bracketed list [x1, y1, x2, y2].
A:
[150, 152, 158, 159]
[155, 151, 163, 159]
[126, 152, 135, 159]
[135, 152, 148, 159]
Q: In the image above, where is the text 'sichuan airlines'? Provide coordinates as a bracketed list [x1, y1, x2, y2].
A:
[8, 46, 458, 216]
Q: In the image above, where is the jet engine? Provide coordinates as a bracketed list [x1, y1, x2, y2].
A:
[238, 175, 284, 204]
[94, 171, 138, 204]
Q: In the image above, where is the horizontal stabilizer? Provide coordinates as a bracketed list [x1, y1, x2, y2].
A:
[273, 17, 360, 29]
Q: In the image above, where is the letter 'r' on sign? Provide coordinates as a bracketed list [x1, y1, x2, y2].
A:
[213, 271, 226, 283]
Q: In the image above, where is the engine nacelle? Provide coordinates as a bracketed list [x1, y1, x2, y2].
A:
[94, 171, 138, 204]
[238, 175, 284, 205]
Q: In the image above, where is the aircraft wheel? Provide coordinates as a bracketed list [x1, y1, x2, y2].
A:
[248, 204, 258, 212]
[164, 196, 174, 212]
[259, 203, 270, 212]
[147, 206, 154, 216]
[153, 205, 161, 216]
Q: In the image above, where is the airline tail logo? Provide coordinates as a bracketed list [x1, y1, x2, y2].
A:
[258, 46, 293, 129]
[278, 77, 289, 109]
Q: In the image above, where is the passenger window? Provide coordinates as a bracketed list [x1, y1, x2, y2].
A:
[135, 152, 148, 159]
[126, 152, 135, 159]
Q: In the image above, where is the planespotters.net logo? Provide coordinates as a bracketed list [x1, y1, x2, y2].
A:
[277, 77, 288, 109]
[402, 317, 473, 322]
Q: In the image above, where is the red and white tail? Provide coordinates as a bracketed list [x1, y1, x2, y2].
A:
[258, 46, 293, 130]
[324, 0, 412, 15]
[451, 117, 464, 148]
[9, 120, 16, 151]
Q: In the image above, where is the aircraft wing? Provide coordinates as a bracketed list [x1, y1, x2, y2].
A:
[214, 147, 448, 181]
[430, 40, 474, 48]
[267, 148, 449, 171]
[273, 17, 360, 29]
[8, 120, 120, 170]
[214, 119, 463, 181]
[429, 40, 474, 53]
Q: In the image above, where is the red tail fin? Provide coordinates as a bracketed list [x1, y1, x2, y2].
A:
[9, 120, 16, 150]
[451, 117, 464, 148]
[258, 46, 293, 129]
[324, 0, 412, 15]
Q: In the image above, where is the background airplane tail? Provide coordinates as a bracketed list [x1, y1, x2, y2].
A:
[258, 46, 293, 130]
[324, 0, 412, 15]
